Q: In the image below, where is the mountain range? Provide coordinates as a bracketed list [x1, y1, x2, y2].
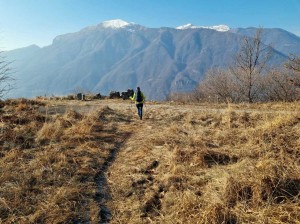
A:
[4, 19, 300, 100]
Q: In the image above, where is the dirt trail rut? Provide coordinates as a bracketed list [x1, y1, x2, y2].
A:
[101, 109, 174, 223]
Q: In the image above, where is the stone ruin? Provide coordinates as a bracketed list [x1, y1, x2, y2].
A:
[109, 91, 121, 99]
[76, 93, 85, 100]
[121, 89, 134, 100]
[109, 89, 134, 100]
[75, 89, 134, 100]
[76, 93, 102, 100]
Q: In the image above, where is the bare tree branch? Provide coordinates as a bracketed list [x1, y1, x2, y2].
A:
[285, 55, 300, 73]
[0, 51, 14, 98]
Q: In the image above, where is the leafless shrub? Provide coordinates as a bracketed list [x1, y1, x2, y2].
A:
[285, 54, 300, 74]
[264, 68, 300, 101]
[196, 68, 242, 103]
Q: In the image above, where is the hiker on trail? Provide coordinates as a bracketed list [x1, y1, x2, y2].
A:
[130, 87, 146, 120]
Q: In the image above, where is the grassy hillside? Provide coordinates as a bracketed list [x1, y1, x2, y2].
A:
[0, 99, 299, 223]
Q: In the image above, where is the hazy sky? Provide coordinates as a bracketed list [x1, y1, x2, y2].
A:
[0, 0, 299, 50]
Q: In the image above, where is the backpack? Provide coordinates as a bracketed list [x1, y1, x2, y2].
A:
[136, 90, 143, 102]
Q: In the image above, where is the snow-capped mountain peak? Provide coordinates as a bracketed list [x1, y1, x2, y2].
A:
[100, 19, 133, 29]
[79, 19, 135, 33]
[176, 24, 230, 32]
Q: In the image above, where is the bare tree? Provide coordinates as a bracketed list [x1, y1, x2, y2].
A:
[0, 51, 14, 98]
[230, 28, 272, 103]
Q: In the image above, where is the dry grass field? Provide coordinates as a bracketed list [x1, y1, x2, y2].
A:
[0, 98, 299, 223]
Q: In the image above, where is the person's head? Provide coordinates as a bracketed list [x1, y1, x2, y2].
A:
[137, 87, 140, 91]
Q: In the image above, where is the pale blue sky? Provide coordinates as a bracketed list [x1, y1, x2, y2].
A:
[0, 0, 299, 50]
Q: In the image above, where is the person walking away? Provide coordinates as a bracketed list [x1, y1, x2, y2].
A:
[130, 87, 145, 120]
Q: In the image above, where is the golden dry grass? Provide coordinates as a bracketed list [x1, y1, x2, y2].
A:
[0, 99, 131, 223]
[107, 101, 300, 224]
[0, 98, 299, 223]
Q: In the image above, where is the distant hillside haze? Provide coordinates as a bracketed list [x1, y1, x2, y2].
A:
[4, 19, 300, 100]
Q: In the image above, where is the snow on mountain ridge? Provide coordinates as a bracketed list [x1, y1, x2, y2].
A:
[82, 19, 229, 32]
[176, 24, 230, 32]
[100, 19, 133, 29]
[96, 19, 229, 32]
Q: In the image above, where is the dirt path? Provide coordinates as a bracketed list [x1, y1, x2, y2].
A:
[88, 106, 154, 223]
[91, 108, 136, 224]
[102, 108, 175, 223]
[93, 127, 131, 223]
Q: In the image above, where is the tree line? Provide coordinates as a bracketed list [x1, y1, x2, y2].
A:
[168, 29, 300, 103]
